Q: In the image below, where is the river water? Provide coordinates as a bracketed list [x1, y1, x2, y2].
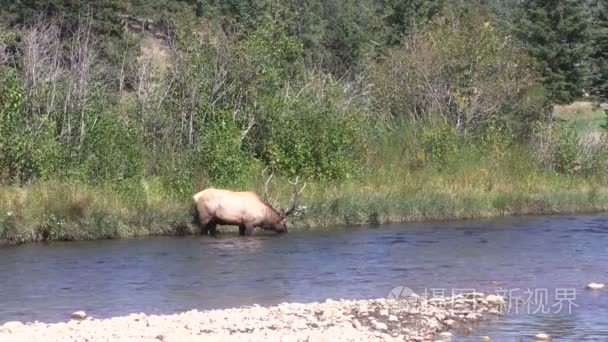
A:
[0, 213, 607, 341]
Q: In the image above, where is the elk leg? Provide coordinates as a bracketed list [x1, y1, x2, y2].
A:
[245, 224, 255, 236]
[239, 225, 246, 236]
[199, 222, 209, 236]
[207, 222, 217, 237]
[197, 215, 212, 235]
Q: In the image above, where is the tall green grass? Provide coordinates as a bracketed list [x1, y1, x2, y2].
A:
[2, 125, 607, 244]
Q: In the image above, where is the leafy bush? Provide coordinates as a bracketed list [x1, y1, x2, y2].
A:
[264, 93, 366, 181]
[581, 138, 608, 180]
[197, 111, 257, 187]
[78, 113, 144, 183]
[421, 123, 461, 168]
[532, 121, 585, 176]
[548, 123, 582, 175]
[236, 18, 305, 98]
[370, 4, 540, 133]
[476, 120, 513, 161]
[0, 68, 61, 183]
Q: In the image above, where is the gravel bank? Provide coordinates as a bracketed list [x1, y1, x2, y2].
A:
[0, 293, 505, 342]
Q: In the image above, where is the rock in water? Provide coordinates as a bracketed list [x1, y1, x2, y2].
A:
[71, 311, 87, 320]
[586, 283, 605, 290]
[535, 333, 551, 340]
[481, 336, 491, 341]
[485, 295, 504, 305]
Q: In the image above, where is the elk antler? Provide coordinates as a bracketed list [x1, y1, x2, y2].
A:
[284, 176, 307, 217]
[262, 167, 275, 205]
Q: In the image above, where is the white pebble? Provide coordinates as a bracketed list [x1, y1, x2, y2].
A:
[439, 332, 453, 339]
[586, 283, 605, 290]
[1, 321, 24, 333]
[372, 321, 388, 331]
[71, 311, 87, 320]
[535, 333, 551, 340]
[485, 295, 505, 305]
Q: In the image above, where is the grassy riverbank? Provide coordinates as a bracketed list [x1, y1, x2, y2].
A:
[2, 140, 607, 244]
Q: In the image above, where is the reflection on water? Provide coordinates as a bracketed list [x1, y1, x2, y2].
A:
[0, 213, 606, 341]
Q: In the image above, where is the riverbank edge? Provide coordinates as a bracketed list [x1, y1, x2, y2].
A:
[1, 187, 608, 244]
[0, 293, 506, 341]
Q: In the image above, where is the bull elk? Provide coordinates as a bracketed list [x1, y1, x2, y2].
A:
[191, 174, 306, 236]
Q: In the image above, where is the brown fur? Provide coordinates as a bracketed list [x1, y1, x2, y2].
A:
[192, 188, 288, 236]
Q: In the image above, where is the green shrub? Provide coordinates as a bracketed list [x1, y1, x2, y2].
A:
[579, 127, 608, 181]
[79, 113, 144, 183]
[0, 68, 61, 183]
[421, 123, 461, 169]
[581, 142, 608, 180]
[551, 123, 582, 175]
[264, 96, 366, 181]
[477, 120, 513, 161]
[197, 111, 257, 187]
[155, 152, 198, 198]
[531, 121, 586, 176]
[370, 4, 539, 132]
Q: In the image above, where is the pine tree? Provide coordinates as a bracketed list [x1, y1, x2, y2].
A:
[196, 0, 206, 17]
[590, 0, 608, 103]
[517, 0, 592, 108]
[384, 0, 445, 42]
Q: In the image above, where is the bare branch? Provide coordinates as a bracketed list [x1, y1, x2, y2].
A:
[240, 116, 255, 142]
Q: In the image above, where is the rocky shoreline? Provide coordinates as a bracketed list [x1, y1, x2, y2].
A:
[0, 293, 505, 342]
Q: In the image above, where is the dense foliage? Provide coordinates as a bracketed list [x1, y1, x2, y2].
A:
[371, 4, 540, 133]
[515, 0, 592, 108]
[591, 0, 608, 103]
[0, 0, 607, 197]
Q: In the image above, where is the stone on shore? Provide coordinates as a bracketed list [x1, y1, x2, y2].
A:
[438, 331, 452, 339]
[1, 321, 24, 333]
[70, 311, 87, 320]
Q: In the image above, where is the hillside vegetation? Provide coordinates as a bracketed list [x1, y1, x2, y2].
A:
[1, 0, 608, 243]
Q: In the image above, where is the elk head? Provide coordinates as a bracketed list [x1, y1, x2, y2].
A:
[261, 169, 306, 233]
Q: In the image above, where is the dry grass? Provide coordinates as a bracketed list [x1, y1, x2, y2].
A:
[554, 101, 607, 143]
[554, 101, 606, 119]
[139, 35, 170, 74]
